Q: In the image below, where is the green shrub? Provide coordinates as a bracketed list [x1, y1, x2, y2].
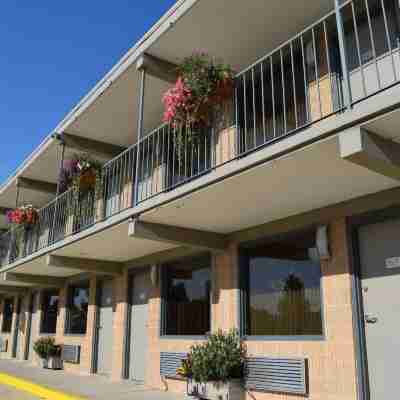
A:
[188, 330, 245, 383]
[33, 337, 61, 359]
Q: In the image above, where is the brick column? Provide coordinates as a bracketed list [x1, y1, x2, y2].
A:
[29, 291, 42, 365]
[16, 293, 32, 360]
[212, 242, 240, 332]
[317, 218, 358, 398]
[146, 280, 163, 389]
[9, 295, 19, 358]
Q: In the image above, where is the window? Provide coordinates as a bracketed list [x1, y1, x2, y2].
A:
[40, 290, 59, 334]
[241, 229, 323, 337]
[65, 282, 90, 335]
[2, 298, 13, 333]
[162, 254, 211, 336]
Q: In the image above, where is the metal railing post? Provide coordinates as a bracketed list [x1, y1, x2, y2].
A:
[133, 67, 147, 207]
[334, 0, 353, 109]
[50, 140, 65, 246]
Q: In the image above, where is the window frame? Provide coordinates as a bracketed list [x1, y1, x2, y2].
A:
[160, 253, 212, 339]
[1, 298, 14, 333]
[239, 231, 326, 341]
[39, 289, 60, 335]
[64, 281, 90, 336]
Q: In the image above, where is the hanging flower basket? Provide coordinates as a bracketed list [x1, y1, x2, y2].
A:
[7, 205, 39, 227]
[79, 168, 97, 191]
[162, 52, 235, 158]
[60, 154, 103, 198]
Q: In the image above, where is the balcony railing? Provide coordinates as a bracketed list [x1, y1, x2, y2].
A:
[1, 0, 399, 267]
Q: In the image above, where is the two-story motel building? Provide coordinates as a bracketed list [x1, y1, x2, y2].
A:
[0, 1, 400, 399]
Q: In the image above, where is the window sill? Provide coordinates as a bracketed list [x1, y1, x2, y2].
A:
[159, 335, 207, 340]
[62, 333, 87, 337]
[243, 335, 325, 341]
[39, 333, 56, 336]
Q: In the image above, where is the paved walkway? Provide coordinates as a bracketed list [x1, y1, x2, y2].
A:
[0, 383, 39, 400]
[0, 359, 188, 400]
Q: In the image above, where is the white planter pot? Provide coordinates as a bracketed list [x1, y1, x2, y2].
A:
[47, 356, 63, 370]
[188, 379, 244, 400]
[39, 356, 62, 370]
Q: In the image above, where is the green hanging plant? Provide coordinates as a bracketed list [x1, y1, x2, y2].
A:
[59, 153, 104, 214]
[162, 51, 235, 164]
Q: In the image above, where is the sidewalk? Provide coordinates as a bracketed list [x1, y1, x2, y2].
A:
[0, 359, 188, 400]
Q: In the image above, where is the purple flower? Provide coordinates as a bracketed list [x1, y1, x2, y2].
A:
[6, 210, 14, 224]
[63, 159, 79, 174]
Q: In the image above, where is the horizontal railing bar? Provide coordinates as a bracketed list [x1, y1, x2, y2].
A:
[103, 143, 137, 168]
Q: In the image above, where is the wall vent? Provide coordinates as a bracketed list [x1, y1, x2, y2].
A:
[61, 344, 80, 364]
[245, 357, 308, 395]
[160, 352, 187, 378]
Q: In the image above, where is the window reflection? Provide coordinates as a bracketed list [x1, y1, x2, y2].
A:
[242, 230, 323, 336]
[66, 283, 89, 335]
[163, 255, 211, 336]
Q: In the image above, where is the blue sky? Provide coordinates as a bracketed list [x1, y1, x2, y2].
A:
[0, 1, 176, 183]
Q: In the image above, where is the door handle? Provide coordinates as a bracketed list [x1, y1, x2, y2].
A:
[365, 315, 378, 324]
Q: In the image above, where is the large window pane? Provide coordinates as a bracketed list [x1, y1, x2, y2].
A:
[65, 282, 89, 335]
[163, 255, 211, 336]
[1, 299, 13, 333]
[40, 290, 59, 334]
[242, 229, 323, 336]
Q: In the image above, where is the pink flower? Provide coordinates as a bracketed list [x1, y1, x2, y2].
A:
[162, 77, 192, 124]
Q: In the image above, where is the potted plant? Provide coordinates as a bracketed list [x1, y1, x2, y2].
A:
[59, 153, 104, 223]
[60, 154, 103, 196]
[162, 51, 235, 166]
[178, 330, 245, 400]
[6, 205, 39, 227]
[33, 337, 62, 370]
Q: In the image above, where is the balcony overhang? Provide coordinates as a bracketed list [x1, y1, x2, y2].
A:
[4, 108, 400, 279]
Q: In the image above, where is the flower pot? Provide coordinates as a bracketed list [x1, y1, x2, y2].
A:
[187, 379, 244, 400]
[39, 356, 62, 370]
[47, 356, 63, 370]
[79, 169, 97, 191]
[39, 358, 49, 369]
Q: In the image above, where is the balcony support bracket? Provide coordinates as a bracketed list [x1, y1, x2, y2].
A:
[128, 219, 229, 252]
[340, 128, 400, 180]
[16, 177, 58, 195]
[136, 53, 178, 84]
[126, 246, 202, 269]
[0, 285, 26, 294]
[3, 272, 66, 288]
[54, 132, 125, 159]
[46, 255, 123, 277]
